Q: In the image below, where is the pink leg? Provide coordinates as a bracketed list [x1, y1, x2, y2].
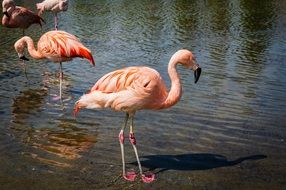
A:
[54, 13, 58, 30]
[129, 131, 155, 183]
[59, 62, 63, 100]
[119, 130, 124, 144]
[119, 114, 137, 181]
[52, 63, 64, 101]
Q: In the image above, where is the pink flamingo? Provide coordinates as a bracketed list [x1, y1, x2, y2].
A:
[36, 0, 68, 30]
[2, 0, 45, 35]
[14, 30, 95, 100]
[73, 49, 201, 183]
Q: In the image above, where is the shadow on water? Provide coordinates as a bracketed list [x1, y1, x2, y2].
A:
[132, 153, 267, 173]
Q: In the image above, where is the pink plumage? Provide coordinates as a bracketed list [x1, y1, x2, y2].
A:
[14, 30, 95, 65]
[14, 30, 95, 100]
[79, 66, 168, 112]
[36, 0, 68, 30]
[37, 0, 68, 15]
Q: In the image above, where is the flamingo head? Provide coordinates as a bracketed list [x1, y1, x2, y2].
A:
[73, 101, 85, 117]
[73, 102, 80, 117]
[14, 37, 30, 61]
[59, 0, 69, 11]
[73, 92, 98, 117]
[2, 0, 15, 17]
[2, 10, 9, 17]
[175, 49, 202, 83]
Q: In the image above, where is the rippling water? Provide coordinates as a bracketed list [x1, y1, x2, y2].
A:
[0, 0, 286, 189]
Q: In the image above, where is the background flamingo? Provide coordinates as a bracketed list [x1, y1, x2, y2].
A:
[73, 49, 202, 183]
[2, 0, 45, 35]
[14, 30, 95, 100]
[36, 0, 68, 30]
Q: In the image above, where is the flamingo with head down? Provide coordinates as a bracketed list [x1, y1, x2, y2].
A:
[2, 0, 45, 35]
[74, 49, 202, 183]
[14, 30, 95, 99]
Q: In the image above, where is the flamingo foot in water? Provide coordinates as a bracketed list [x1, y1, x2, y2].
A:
[123, 171, 137, 181]
[141, 173, 155, 183]
[52, 95, 61, 101]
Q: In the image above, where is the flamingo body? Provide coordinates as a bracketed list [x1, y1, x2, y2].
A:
[78, 66, 168, 112]
[74, 50, 201, 183]
[37, 0, 68, 30]
[14, 30, 95, 99]
[2, 0, 44, 30]
[14, 30, 95, 65]
[37, 0, 68, 15]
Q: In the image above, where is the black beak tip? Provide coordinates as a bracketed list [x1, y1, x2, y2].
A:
[3, 11, 9, 18]
[20, 56, 29, 61]
[194, 67, 202, 84]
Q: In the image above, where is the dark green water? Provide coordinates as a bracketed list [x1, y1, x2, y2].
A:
[0, 0, 285, 189]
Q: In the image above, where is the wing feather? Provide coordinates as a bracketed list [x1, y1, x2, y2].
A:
[90, 67, 140, 93]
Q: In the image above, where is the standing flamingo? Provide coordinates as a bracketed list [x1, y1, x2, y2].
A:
[14, 30, 95, 100]
[2, 0, 45, 35]
[73, 49, 201, 183]
[36, 0, 68, 30]
[36, 0, 69, 95]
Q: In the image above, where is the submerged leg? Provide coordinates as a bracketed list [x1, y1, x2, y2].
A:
[59, 62, 63, 100]
[54, 13, 58, 30]
[21, 60, 28, 80]
[52, 63, 64, 103]
[119, 113, 136, 181]
[129, 116, 155, 183]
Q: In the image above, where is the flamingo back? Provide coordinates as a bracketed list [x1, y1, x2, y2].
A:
[76, 66, 168, 112]
[38, 30, 95, 65]
[2, 6, 44, 29]
[37, 0, 68, 13]
[91, 67, 140, 93]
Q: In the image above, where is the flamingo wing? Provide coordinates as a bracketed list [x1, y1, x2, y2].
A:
[90, 66, 167, 97]
[90, 67, 140, 93]
[38, 30, 95, 65]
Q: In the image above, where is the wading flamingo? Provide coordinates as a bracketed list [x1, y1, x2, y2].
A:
[36, 0, 68, 30]
[2, 0, 45, 35]
[74, 49, 201, 183]
[14, 30, 95, 100]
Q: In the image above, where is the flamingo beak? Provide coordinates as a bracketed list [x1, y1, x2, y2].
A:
[73, 102, 80, 117]
[3, 11, 9, 18]
[194, 67, 201, 84]
[20, 55, 29, 61]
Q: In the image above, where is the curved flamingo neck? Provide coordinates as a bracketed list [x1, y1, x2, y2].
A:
[2, 15, 8, 25]
[21, 37, 44, 59]
[2, 6, 13, 25]
[161, 55, 182, 109]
